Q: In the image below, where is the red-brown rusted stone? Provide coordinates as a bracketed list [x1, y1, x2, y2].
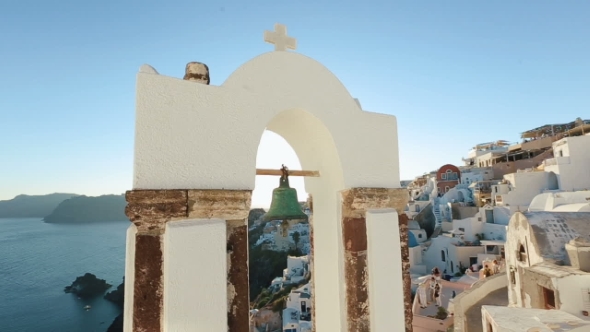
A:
[398, 213, 413, 332]
[340, 188, 410, 332]
[125, 190, 188, 224]
[342, 216, 370, 331]
[133, 233, 164, 332]
[344, 251, 370, 332]
[342, 217, 368, 252]
[226, 220, 250, 332]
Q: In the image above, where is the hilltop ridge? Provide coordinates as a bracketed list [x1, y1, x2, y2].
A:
[43, 194, 128, 223]
[0, 193, 78, 218]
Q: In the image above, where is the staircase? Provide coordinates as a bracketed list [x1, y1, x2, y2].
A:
[432, 197, 443, 225]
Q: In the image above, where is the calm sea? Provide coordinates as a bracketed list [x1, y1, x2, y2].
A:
[0, 218, 129, 332]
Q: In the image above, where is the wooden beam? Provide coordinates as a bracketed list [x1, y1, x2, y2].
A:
[256, 168, 320, 177]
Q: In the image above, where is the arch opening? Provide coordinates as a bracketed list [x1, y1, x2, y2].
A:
[251, 108, 347, 332]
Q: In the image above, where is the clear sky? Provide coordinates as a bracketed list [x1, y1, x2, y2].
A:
[1, 1, 589, 206]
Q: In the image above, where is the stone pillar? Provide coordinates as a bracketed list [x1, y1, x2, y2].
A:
[398, 213, 412, 332]
[125, 190, 188, 332]
[125, 189, 252, 332]
[340, 188, 410, 332]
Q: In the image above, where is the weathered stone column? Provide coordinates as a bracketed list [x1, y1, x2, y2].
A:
[340, 188, 410, 332]
[125, 189, 252, 332]
[398, 213, 412, 332]
[125, 190, 188, 332]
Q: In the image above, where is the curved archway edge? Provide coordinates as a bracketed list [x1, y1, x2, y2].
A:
[125, 50, 411, 332]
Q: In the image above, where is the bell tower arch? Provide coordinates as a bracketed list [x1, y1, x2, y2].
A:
[124, 23, 410, 332]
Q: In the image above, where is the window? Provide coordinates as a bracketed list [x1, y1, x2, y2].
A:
[441, 250, 446, 262]
[441, 173, 447, 180]
[418, 234, 423, 238]
[559, 150, 563, 157]
[542, 287, 556, 309]
[518, 244, 527, 263]
[459, 227, 465, 232]
[510, 269, 516, 285]
[445, 186, 450, 192]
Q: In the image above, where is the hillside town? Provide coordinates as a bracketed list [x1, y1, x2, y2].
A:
[246, 118, 590, 332]
[404, 118, 590, 332]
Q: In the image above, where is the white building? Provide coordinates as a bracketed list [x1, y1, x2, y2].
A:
[408, 220, 427, 244]
[505, 211, 590, 319]
[491, 169, 559, 211]
[423, 206, 508, 275]
[253, 222, 312, 253]
[463, 141, 510, 168]
[459, 167, 494, 185]
[283, 255, 310, 284]
[529, 191, 590, 212]
[408, 231, 426, 275]
[282, 283, 313, 332]
[545, 134, 590, 191]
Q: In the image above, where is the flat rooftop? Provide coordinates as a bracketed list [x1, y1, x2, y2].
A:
[482, 305, 590, 332]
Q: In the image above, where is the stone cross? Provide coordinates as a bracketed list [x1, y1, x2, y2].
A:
[264, 23, 297, 52]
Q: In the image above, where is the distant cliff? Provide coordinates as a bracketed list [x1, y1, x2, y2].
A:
[43, 194, 128, 223]
[0, 193, 78, 218]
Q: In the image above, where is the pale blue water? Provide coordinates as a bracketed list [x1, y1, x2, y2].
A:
[0, 218, 129, 332]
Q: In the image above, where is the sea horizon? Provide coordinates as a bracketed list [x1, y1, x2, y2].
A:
[0, 218, 128, 332]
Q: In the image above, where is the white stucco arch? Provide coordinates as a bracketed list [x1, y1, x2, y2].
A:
[131, 49, 403, 331]
[134, 51, 400, 191]
[261, 108, 348, 331]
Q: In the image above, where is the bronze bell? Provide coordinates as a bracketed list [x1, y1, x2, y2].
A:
[263, 165, 308, 222]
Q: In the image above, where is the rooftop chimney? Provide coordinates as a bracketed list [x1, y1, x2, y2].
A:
[565, 237, 590, 273]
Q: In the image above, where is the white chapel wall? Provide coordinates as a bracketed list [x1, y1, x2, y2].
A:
[133, 51, 400, 192]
